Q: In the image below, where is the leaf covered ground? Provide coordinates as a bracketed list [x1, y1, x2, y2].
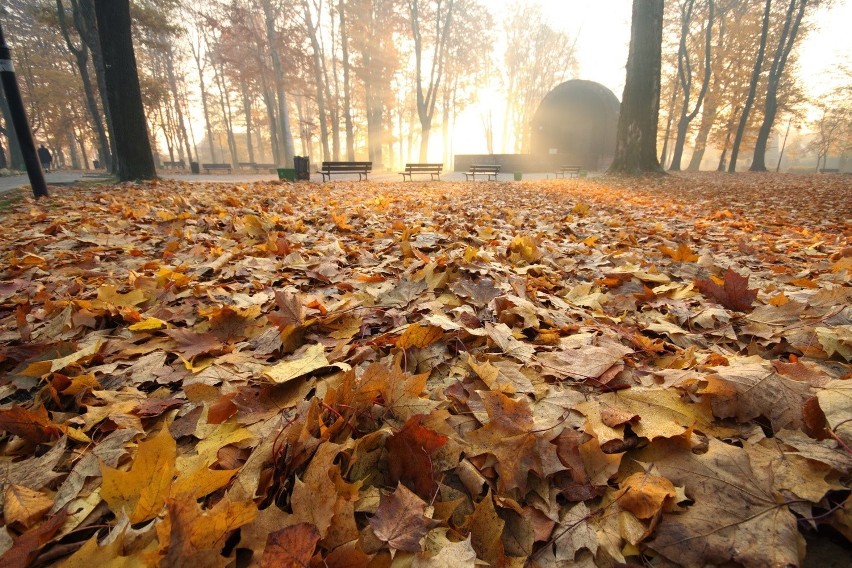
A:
[0, 172, 850, 567]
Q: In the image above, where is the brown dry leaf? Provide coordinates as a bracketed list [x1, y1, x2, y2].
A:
[0, 406, 63, 444]
[613, 472, 677, 520]
[260, 522, 321, 568]
[463, 491, 506, 566]
[703, 360, 812, 431]
[369, 484, 438, 552]
[816, 379, 852, 447]
[100, 427, 176, 524]
[645, 439, 802, 568]
[467, 391, 564, 494]
[3, 485, 53, 529]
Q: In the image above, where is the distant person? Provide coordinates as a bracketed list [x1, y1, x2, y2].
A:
[37, 145, 53, 172]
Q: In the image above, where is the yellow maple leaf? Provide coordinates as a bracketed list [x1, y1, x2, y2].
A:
[659, 242, 699, 262]
[397, 323, 443, 350]
[128, 317, 167, 331]
[100, 427, 176, 524]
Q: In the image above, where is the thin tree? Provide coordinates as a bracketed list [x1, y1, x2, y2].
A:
[55, 0, 110, 170]
[608, 0, 665, 174]
[409, 0, 454, 162]
[749, 0, 807, 171]
[728, 0, 772, 173]
[339, 0, 355, 161]
[669, 0, 714, 171]
[93, 0, 156, 180]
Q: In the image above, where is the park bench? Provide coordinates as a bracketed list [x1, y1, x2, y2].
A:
[162, 160, 185, 169]
[464, 164, 500, 181]
[201, 163, 232, 174]
[400, 163, 443, 181]
[237, 162, 277, 173]
[820, 168, 840, 173]
[555, 165, 581, 178]
[318, 161, 372, 181]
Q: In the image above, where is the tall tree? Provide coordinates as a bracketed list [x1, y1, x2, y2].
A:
[93, 0, 156, 180]
[728, 0, 772, 172]
[339, 0, 355, 160]
[749, 0, 807, 171]
[56, 0, 110, 170]
[409, 0, 454, 162]
[609, 0, 665, 174]
[669, 0, 714, 171]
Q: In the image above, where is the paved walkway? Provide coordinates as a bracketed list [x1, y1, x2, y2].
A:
[1, 168, 588, 196]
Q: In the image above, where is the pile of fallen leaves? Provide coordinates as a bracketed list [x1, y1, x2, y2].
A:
[0, 172, 850, 567]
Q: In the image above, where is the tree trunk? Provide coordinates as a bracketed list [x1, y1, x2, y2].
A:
[0, 89, 24, 170]
[749, 0, 807, 171]
[190, 37, 217, 163]
[165, 45, 194, 164]
[262, 0, 295, 167]
[608, 0, 665, 174]
[728, 0, 772, 173]
[260, 77, 281, 164]
[365, 82, 383, 166]
[304, 0, 330, 162]
[242, 84, 255, 164]
[659, 78, 681, 168]
[212, 58, 239, 167]
[339, 0, 355, 160]
[76, 0, 114, 171]
[93, 0, 156, 181]
[57, 0, 111, 172]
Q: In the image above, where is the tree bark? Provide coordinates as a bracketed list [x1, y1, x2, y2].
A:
[0, 89, 24, 170]
[728, 0, 772, 173]
[93, 0, 156, 181]
[304, 0, 330, 162]
[749, 0, 807, 171]
[608, 0, 665, 174]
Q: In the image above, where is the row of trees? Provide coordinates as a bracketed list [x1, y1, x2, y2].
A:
[648, 0, 851, 173]
[0, 0, 578, 178]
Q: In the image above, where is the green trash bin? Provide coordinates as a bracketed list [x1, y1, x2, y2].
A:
[514, 172, 523, 181]
[277, 168, 296, 181]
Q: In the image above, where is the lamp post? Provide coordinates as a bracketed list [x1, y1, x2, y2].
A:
[0, 21, 48, 199]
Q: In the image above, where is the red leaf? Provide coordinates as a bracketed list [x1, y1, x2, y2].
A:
[385, 414, 448, 500]
[695, 268, 757, 312]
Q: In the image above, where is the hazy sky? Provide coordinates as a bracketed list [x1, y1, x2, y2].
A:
[535, 0, 851, 98]
[451, 0, 852, 154]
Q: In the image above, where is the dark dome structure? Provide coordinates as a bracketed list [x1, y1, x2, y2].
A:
[530, 80, 620, 171]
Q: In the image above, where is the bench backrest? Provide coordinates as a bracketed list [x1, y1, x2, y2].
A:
[201, 163, 231, 168]
[470, 164, 500, 173]
[321, 161, 372, 172]
[405, 163, 443, 172]
[560, 165, 580, 171]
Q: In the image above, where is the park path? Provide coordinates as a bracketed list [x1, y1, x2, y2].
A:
[0, 168, 574, 196]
